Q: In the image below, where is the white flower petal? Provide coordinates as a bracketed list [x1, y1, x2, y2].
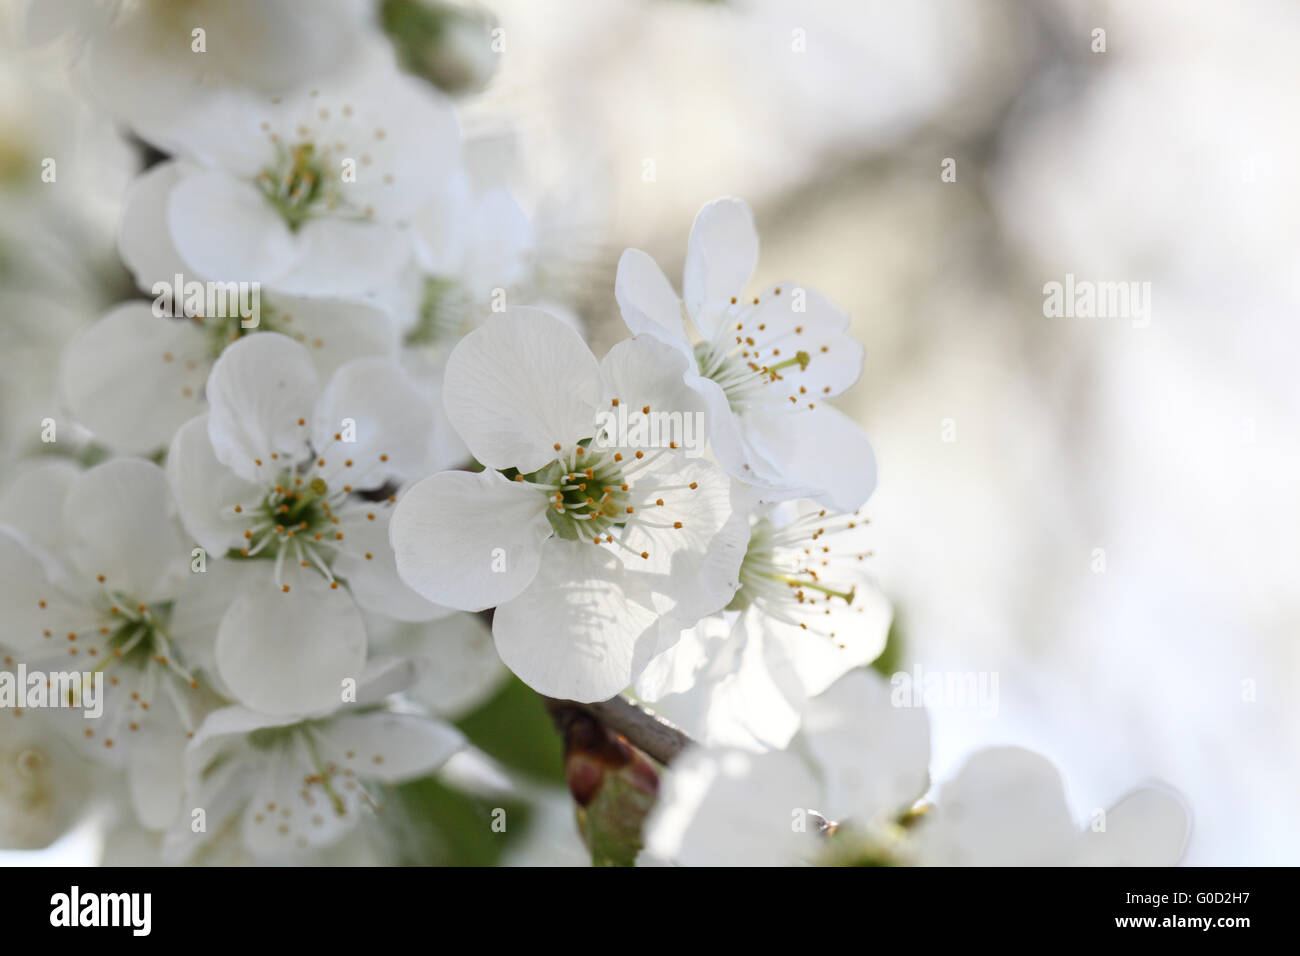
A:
[313, 711, 464, 784]
[442, 307, 602, 472]
[167, 414, 268, 554]
[128, 728, 186, 830]
[683, 198, 759, 338]
[620, 457, 745, 625]
[412, 171, 472, 273]
[390, 468, 551, 612]
[744, 285, 863, 398]
[598, 334, 706, 431]
[636, 612, 803, 752]
[240, 734, 359, 856]
[689, 372, 786, 487]
[59, 302, 208, 454]
[271, 293, 399, 379]
[215, 567, 367, 718]
[746, 403, 877, 511]
[458, 188, 536, 298]
[759, 576, 892, 700]
[167, 168, 298, 285]
[310, 357, 432, 489]
[644, 746, 818, 866]
[186, 706, 298, 771]
[801, 669, 930, 824]
[917, 746, 1079, 866]
[77, 11, 209, 140]
[17, 0, 94, 46]
[0, 460, 80, 558]
[1080, 785, 1190, 866]
[205, 333, 319, 480]
[350, 654, 420, 705]
[0, 527, 79, 652]
[267, 218, 413, 298]
[287, 67, 457, 221]
[614, 248, 691, 353]
[491, 537, 661, 702]
[117, 160, 190, 289]
[63, 458, 189, 603]
[164, 743, 256, 863]
[333, 508, 447, 622]
[169, 557, 264, 683]
[370, 612, 507, 718]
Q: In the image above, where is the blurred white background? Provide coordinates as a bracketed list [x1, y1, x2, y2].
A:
[470, 0, 1300, 864]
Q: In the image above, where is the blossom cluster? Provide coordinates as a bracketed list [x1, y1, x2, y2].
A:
[0, 0, 1187, 866]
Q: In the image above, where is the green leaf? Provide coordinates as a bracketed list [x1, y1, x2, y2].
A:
[454, 675, 566, 785]
[387, 775, 530, 866]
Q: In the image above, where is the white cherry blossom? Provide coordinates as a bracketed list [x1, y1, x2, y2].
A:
[637, 499, 891, 751]
[166, 332, 446, 718]
[121, 57, 459, 298]
[644, 669, 928, 866]
[364, 611, 507, 720]
[20, 0, 374, 147]
[56, 158, 405, 454]
[390, 307, 747, 703]
[0, 459, 216, 830]
[615, 197, 876, 511]
[0, 706, 98, 850]
[163, 696, 462, 862]
[913, 747, 1191, 867]
[646, 668, 1189, 867]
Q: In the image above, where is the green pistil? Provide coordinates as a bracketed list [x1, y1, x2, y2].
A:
[229, 476, 335, 561]
[526, 445, 632, 541]
[0, 140, 29, 186]
[404, 276, 469, 347]
[766, 350, 810, 376]
[248, 726, 295, 750]
[817, 822, 910, 868]
[304, 730, 348, 817]
[199, 302, 283, 358]
[247, 725, 348, 817]
[778, 575, 855, 604]
[258, 142, 330, 231]
[695, 341, 812, 409]
[731, 520, 855, 609]
[98, 601, 174, 671]
[283, 477, 329, 525]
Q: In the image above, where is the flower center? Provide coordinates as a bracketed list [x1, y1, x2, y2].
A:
[237, 723, 352, 819]
[514, 432, 698, 562]
[405, 276, 473, 348]
[695, 340, 809, 411]
[257, 141, 338, 231]
[194, 301, 286, 359]
[0, 736, 57, 847]
[225, 431, 399, 591]
[526, 442, 634, 542]
[100, 601, 172, 669]
[729, 514, 860, 617]
[690, 288, 831, 412]
[232, 472, 346, 586]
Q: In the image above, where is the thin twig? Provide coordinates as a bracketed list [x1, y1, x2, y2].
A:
[545, 695, 694, 765]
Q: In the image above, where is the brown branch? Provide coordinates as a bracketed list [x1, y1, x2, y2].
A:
[544, 695, 693, 766]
